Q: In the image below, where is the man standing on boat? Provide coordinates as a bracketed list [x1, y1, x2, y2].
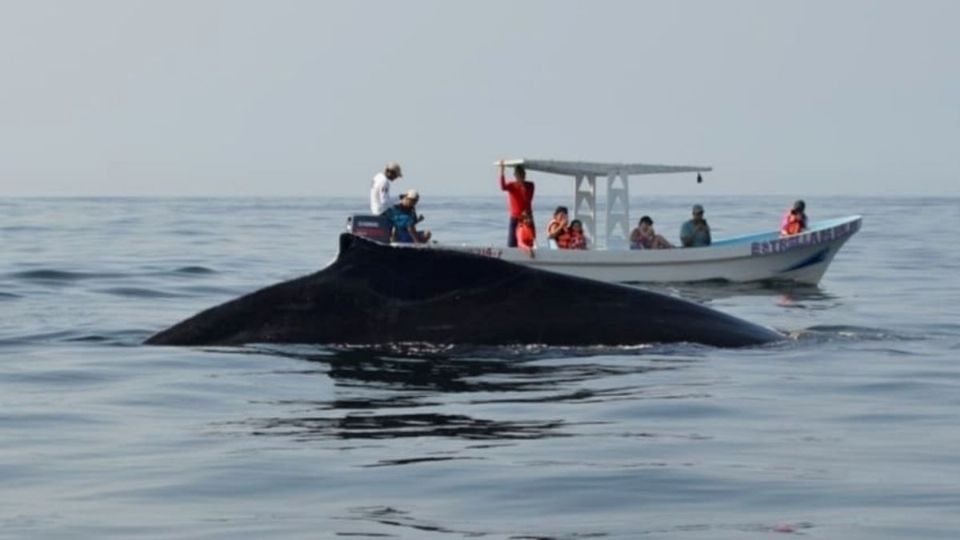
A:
[680, 204, 712, 247]
[370, 162, 403, 215]
[499, 160, 535, 247]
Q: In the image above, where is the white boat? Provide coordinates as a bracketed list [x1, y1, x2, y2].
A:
[451, 214, 859, 284]
[442, 159, 862, 285]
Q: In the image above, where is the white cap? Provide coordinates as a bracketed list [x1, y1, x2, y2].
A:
[385, 162, 403, 176]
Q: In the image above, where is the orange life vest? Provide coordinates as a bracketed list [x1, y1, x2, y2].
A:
[547, 219, 571, 248]
[516, 222, 536, 249]
[568, 231, 587, 250]
[783, 214, 804, 235]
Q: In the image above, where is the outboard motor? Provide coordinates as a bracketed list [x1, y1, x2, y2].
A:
[346, 214, 392, 244]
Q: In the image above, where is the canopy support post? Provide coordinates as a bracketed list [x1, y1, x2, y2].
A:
[574, 174, 597, 243]
[604, 172, 630, 248]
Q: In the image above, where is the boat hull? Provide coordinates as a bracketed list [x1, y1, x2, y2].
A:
[441, 216, 861, 285]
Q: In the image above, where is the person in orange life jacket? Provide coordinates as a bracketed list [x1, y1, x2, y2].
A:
[567, 219, 588, 250]
[546, 206, 571, 249]
[780, 200, 807, 236]
[515, 211, 536, 257]
[499, 160, 535, 247]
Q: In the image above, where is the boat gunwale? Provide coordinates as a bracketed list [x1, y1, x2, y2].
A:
[423, 215, 862, 262]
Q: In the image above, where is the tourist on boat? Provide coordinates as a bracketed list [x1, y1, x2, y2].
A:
[385, 189, 431, 244]
[370, 162, 403, 215]
[630, 216, 673, 249]
[546, 206, 571, 249]
[567, 220, 588, 250]
[499, 160, 535, 247]
[780, 200, 807, 236]
[515, 211, 536, 257]
[680, 204, 712, 247]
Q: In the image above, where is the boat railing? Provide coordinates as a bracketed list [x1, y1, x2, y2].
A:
[711, 215, 863, 247]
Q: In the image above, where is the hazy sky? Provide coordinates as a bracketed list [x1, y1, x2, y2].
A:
[1, 1, 957, 197]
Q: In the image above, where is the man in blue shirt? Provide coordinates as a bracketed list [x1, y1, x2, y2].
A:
[680, 204, 712, 247]
[385, 189, 431, 244]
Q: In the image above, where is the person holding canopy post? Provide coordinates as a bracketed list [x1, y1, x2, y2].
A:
[499, 160, 535, 247]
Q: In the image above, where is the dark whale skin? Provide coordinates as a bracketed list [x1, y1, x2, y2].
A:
[145, 234, 783, 348]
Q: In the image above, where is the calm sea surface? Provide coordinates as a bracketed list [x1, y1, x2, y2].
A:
[2, 195, 959, 539]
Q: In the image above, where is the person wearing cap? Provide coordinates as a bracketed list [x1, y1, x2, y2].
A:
[370, 162, 403, 215]
[680, 204, 712, 247]
[498, 160, 535, 247]
[385, 189, 431, 244]
[780, 200, 807, 236]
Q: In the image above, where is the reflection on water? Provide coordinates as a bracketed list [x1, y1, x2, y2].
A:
[641, 280, 838, 306]
[227, 348, 700, 443]
[249, 346, 693, 394]
[248, 412, 574, 442]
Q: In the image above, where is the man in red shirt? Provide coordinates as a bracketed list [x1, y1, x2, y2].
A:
[499, 160, 535, 247]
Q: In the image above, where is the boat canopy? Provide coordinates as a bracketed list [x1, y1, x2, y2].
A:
[498, 159, 711, 178]
[496, 158, 712, 248]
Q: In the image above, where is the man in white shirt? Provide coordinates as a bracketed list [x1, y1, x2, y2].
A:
[370, 162, 403, 215]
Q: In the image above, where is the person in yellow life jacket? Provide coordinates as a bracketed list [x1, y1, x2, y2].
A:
[780, 200, 807, 236]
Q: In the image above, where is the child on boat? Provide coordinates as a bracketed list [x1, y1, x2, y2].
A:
[516, 211, 537, 257]
[567, 220, 588, 250]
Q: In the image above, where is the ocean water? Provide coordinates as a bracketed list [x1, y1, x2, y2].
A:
[2, 195, 959, 539]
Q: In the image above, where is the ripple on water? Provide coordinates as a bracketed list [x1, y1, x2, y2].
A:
[795, 325, 920, 343]
[172, 266, 217, 275]
[1, 368, 118, 388]
[7, 269, 129, 282]
[96, 287, 186, 299]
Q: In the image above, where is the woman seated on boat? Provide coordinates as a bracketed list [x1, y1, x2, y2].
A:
[629, 216, 673, 249]
[385, 189, 431, 244]
[546, 206, 571, 249]
[780, 200, 807, 236]
[567, 220, 588, 250]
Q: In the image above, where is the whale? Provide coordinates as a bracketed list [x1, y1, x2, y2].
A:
[145, 234, 784, 348]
